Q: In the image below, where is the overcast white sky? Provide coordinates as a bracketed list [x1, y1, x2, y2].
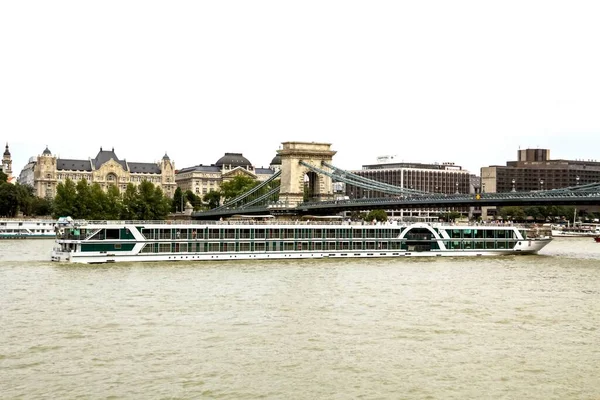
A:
[2, 1, 600, 176]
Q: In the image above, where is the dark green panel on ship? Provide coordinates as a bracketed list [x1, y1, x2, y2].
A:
[81, 243, 136, 252]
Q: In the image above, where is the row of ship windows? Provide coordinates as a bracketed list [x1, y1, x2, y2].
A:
[139, 228, 519, 240]
[139, 240, 517, 253]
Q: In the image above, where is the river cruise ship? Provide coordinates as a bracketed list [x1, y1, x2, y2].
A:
[51, 218, 552, 264]
[0, 219, 57, 239]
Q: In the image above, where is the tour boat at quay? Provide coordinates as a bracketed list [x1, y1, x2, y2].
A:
[551, 223, 600, 238]
[0, 219, 57, 239]
[51, 218, 552, 264]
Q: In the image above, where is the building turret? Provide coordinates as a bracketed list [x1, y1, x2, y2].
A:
[1, 143, 12, 179]
[160, 152, 176, 197]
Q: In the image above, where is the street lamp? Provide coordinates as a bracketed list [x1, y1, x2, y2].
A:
[482, 183, 486, 193]
[576, 176, 580, 186]
[511, 178, 516, 192]
[540, 179, 544, 191]
[455, 182, 459, 194]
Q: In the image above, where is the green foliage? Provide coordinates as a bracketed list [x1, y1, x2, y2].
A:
[0, 182, 19, 217]
[105, 185, 123, 220]
[52, 179, 172, 220]
[53, 179, 78, 218]
[74, 179, 92, 218]
[172, 187, 183, 212]
[499, 206, 527, 221]
[366, 209, 388, 222]
[203, 190, 221, 209]
[0, 170, 7, 183]
[502, 205, 578, 222]
[185, 190, 204, 210]
[121, 183, 140, 220]
[88, 183, 107, 219]
[0, 182, 52, 217]
[31, 196, 53, 216]
[438, 211, 463, 222]
[219, 175, 259, 202]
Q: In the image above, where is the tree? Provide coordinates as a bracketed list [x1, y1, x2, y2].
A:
[366, 209, 388, 222]
[499, 206, 526, 222]
[152, 186, 172, 219]
[203, 190, 221, 209]
[219, 175, 259, 202]
[0, 183, 19, 217]
[53, 178, 78, 218]
[438, 211, 463, 222]
[15, 184, 35, 216]
[172, 187, 183, 212]
[121, 183, 140, 220]
[31, 196, 53, 217]
[0, 170, 7, 183]
[185, 190, 203, 210]
[74, 179, 92, 218]
[105, 185, 123, 220]
[88, 183, 108, 219]
[121, 180, 171, 220]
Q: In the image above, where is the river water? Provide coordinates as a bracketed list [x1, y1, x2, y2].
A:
[1, 239, 599, 399]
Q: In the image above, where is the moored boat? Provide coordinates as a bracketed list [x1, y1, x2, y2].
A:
[51, 218, 552, 263]
[551, 223, 600, 238]
[0, 219, 57, 239]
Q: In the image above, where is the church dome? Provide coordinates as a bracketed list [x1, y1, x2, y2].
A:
[3, 144, 10, 157]
[270, 154, 281, 166]
[42, 146, 52, 156]
[215, 153, 252, 168]
[163, 152, 170, 161]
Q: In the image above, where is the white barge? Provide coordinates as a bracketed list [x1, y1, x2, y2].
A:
[0, 219, 57, 239]
[51, 219, 552, 264]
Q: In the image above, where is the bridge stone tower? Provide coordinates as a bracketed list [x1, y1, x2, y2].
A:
[278, 141, 337, 207]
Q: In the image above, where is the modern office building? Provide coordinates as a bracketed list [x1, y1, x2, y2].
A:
[18, 146, 176, 198]
[480, 148, 600, 217]
[481, 148, 600, 193]
[345, 156, 473, 220]
[175, 153, 278, 196]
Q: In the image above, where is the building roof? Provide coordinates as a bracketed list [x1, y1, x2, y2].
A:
[42, 146, 52, 156]
[215, 153, 252, 168]
[54, 148, 163, 174]
[92, 147, 127, 170]
[270, 154, 281, 165]
[177, 165, 222, 174]
[129, 162, 161, 174]
[57, 159, 93, 171]
[4, 143, 10, 157]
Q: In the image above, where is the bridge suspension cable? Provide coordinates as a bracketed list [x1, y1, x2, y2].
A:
[210, 169, 281, 212]
[299, 161, 434, 197]
[321, 161, 430, 195]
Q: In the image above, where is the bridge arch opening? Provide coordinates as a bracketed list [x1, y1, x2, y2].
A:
[304, 171, 321, 202]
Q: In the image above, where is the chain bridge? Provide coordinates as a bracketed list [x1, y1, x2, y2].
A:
[192, 141, 600, 220]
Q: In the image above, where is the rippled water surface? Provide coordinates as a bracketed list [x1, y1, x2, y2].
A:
[1, 239, 599, 399]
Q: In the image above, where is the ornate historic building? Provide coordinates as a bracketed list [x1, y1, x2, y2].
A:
[175, 153, 279, 196]
[18, 146, 176, 198]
